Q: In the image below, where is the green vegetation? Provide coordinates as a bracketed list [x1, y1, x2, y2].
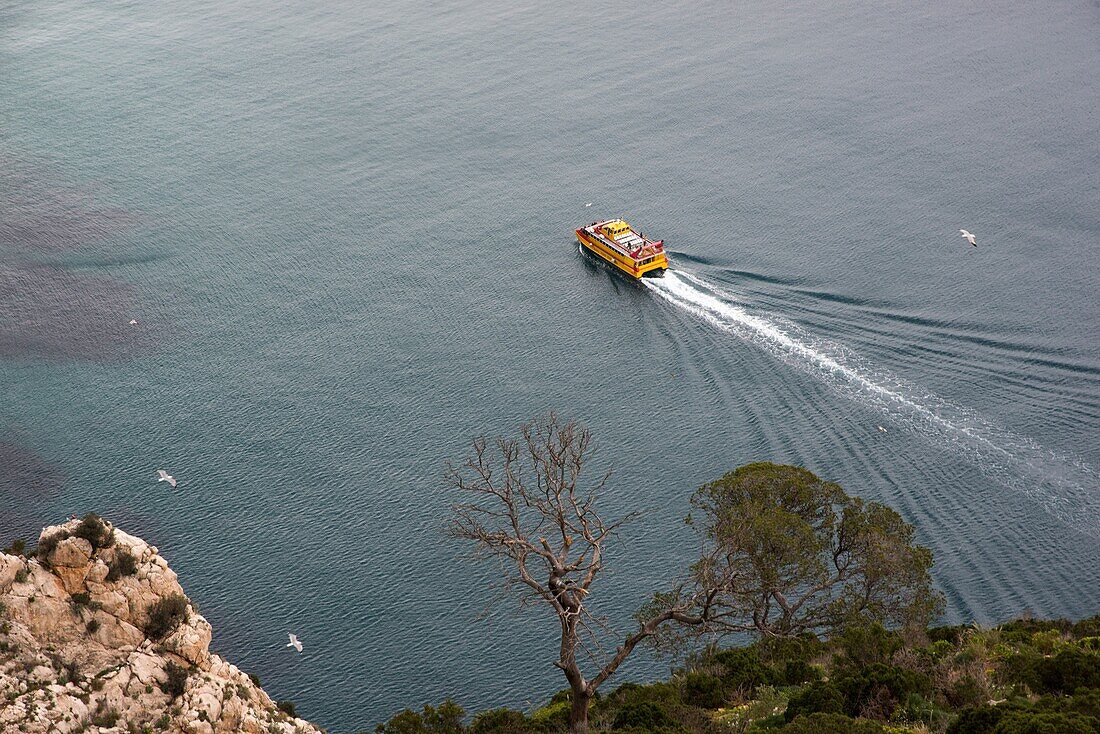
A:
[106, 549, 139, 581]
[36, 530, 68, 561]
[73, 513, 115, 549]
[277, 700, 298, 718]
[448, 418, 941, 734]
[378, 615, 1100, 734]
[162, 662, 189, 699]
[375, 701, 467, 734]
[435, 425, 1097, 734]
[678, 462, 944, 640]
[2, 538, 26, 556]
[91, 707, 121, 727]
[144, 594, 189, 640]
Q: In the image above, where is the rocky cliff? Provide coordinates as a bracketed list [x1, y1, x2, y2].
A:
[0, 516, 323, 733]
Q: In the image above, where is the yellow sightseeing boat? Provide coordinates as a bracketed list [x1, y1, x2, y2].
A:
[576, 219, 668, 279]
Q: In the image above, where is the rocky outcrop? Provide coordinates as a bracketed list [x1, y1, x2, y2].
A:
[0, 517, 323, 734]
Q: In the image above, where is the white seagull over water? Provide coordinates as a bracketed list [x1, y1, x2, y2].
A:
[585, 202, 593, 207]
[156, 470, 177, 488]
[876, 425, 888, 434]
[287, 633, 303, 653]
[129, 319, 137, 325]
[959, 229, 977, 247]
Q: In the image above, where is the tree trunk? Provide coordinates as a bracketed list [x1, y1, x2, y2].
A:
[568, 690, 591, 734]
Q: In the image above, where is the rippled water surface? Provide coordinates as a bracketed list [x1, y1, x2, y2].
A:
[3, 1, 1099, 730]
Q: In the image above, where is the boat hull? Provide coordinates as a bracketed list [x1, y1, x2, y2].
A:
[576, 229, 667, 279]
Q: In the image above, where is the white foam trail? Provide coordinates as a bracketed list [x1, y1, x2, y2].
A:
[645, 270, 1100, 537]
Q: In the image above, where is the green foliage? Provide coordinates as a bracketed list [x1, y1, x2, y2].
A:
[946, 674, 987, 709]
[1033, 648, 1100, 694]
[778, 713, 885, 733]
[687, 463, 944, 641]
[470, 709, 527, 734]
[1073, 617, 1100, 639]
[106, 550, 139, 582]
[784, 682, 845, 722]
[162, 662, 189, 699]
[947, 703, 1100, 734]
[37, 530, 69, 560]
[604, 682, 681, 708]
[277, 700, 297, 717]
[835, 663, 930, 719]
[999, 647, 1100, 695]
[3, 539, 26, 556]
[14, 567, 28, 583]
[927, 625, 968, 646]
[71, 592, 91, 607]
[86, 619, 100, 634]
[681, 672, 725, 709]
[713, 647, 772, 693]
[755, 634, 826, 666]
[835, 622, 903, 670]
[92, 708, 121, 727]
[527, 700, 569, 732]
[144, 594, 189, 640]
[890, 693, 947, 729]
[424, 700, 466, 734]
[377, 701, 467, 734]
[611, 701, 678, 732]
[999, 617, 1072, 643]
[773, 660, 822, 687]
[73, 513, 115, 549]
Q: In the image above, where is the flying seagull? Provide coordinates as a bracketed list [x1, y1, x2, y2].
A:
[287, 633, 303, 653]
[156, 470, 177, 488]
[959, 229, 977, 247]
[129, 319, 137, 325]
[876, 425, 888, 434]
[585, 202, 593, 207]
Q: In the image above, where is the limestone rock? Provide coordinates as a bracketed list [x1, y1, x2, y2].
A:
[0, 517, 325, 734]
[164, 612, 213, 667]
[0, 553, 23, 591]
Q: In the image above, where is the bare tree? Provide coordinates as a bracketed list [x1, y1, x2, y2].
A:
[446, 415, 703, 734]
[447, 424, 940, 734]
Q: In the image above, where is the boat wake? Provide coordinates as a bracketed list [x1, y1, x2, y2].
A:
[644, 269, 1100, 538]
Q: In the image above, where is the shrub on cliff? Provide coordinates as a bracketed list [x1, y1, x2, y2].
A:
[162, 662, 189, 698]
[73, 513, 114, 549]
[947, 705, 1099, 734]
[611, 701, 679, 732]
[681, 672, 725, 709]
[145, 594, 188, 640]
[1033, 648, 1100, 693]
[784, 681, 845, 722]
[712, 647, 773, 693]
[36, 530, 69, 561]
[779, 713, 885, 734]
[470, 709, 527, 734]
[2, 539, 26, 556]
[377, 701, 466, 734]
[835, 663, 931, 719]
[106, 549, 138, 582]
